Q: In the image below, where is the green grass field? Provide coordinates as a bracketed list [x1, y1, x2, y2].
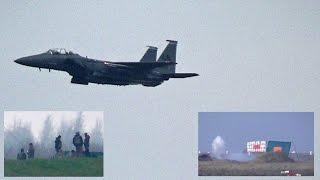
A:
[5, 157, 103, 177]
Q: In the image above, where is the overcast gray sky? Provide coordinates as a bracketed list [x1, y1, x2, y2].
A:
[1, 1, 320, 179]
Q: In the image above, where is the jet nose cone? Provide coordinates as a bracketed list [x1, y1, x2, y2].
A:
[14, 56, 36, 66]
[14, 58, 24, 65]
[14, 55, 45, 68]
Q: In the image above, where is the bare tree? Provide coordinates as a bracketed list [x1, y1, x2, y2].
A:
[58, 117, 74, 152]
[73, 112, 84, 134]
[37, 115, 55, 158]
[90, 119, 103, 152]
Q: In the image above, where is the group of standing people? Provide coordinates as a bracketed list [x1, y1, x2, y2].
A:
[17, 143, 34, 160]
[55, 132, 90, 157]
[17, 132, 90, 160]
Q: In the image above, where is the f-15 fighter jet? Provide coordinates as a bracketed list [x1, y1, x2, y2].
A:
[15, 40, 198, 87]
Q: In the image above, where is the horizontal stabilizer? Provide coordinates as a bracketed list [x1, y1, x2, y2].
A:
[162, 73, 199, 78]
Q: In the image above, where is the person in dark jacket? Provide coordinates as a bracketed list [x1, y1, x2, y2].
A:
[27, 143, 35, 159]
[84, 133, 90, 156]
[55, 135, 62, 154]
[17, 148, 27, 160]
[73, 132, 83, 156]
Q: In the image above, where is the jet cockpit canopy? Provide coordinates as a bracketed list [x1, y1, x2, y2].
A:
[46, 48, 77, 55]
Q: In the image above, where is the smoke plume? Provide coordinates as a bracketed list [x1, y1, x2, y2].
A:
[211, 136, 226, 159]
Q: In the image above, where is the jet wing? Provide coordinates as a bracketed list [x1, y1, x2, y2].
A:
[111, 62, 176, 70]
[64, 58, 88, 77]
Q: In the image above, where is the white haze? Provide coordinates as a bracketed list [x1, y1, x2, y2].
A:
[4, 111, 103, 159]
[225, 153, 257, 162]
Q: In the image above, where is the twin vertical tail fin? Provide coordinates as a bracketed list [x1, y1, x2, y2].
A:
[156, 40, 177, 74]
[156, 40, 199, 78]
[140, 46, 158, 62]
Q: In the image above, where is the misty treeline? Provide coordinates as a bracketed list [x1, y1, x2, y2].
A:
[4, 112, 103, 159]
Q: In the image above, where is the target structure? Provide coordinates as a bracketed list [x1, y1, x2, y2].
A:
[246, 141, 267, 153]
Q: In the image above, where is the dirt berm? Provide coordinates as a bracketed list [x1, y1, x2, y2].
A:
[253, 152, 294, 163]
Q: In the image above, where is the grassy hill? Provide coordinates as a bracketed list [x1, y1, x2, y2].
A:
[5, 157, 103, 177]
